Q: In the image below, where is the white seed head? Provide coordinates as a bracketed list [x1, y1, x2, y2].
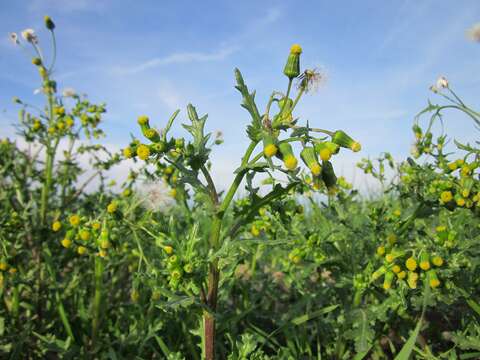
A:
[466, 23, 480, 42]
[297, 68, 326, 93]
[137, 180, 175, 212]
[214, 130, 223, 143]
[436, 76, 449, 89]
[62, 88, 77, 97]
[21, 29, 38, 44]
[8, 32, 19, 45]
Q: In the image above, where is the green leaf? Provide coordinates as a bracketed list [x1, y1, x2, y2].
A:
[394, 284, 431, 360]
[290, 304, 339, 326]
[182, 104, 211, 169]
[234, 68, 262, 141]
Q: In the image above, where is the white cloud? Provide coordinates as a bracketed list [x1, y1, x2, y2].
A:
[112, 46, 239, 75]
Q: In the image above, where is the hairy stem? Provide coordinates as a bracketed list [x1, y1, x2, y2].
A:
[202, 140, 258, 359]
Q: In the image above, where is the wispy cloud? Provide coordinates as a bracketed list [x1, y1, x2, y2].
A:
[157, 82, 185, 110]
[28, 0, 109, 14]
[112, 46, 239, 75]
[263, 7, 282, 25]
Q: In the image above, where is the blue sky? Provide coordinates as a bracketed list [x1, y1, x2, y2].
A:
[1, 0, 479, 190]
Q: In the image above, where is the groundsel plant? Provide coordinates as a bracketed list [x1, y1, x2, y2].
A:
[2, 17, 121, 353]
[123, 44, 360, 359]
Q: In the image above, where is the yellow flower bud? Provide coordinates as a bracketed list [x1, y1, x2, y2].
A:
[405, 257, 417, 271]
[61, 238, 72, 248]
[432, 256, 443, 267]
[79, 229, 90, 241]
[100, 240, 111, 249]
[77, 246, 87, 255]
[137, 115, 149, 125]
[69, 214, 80, 227]
[52, 221, 62, 232]
[264, 143, 278, 158]
[123, 147, 133, 158]
[136, 144, 150, 160]
[376, 246, 386, 256]
[251, 224, 260, 237]
[284, 154, 298, 170]
[131, 289, 140, 302]
[440, 191, 453, 203]
[107, 202, 118, 213]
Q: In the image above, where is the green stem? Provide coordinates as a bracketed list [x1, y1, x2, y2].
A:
[39, 92, 57, 226]
[291, 87, 305, 112]
[202, 140, 258, 360]
[92, 255, 104, 347]
[48, 30, 57, 73]
[44, 249, 75, 340]
[201, 166, 219, 205]
[280, 79, 293, 115]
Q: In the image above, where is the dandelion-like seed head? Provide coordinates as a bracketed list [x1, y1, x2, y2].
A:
[62, 88, 76, 97]
[214, 130, 223, 144]
[21, 29, 38, 44]
[297, 68, 324, 93]
[466, 23, 480, 42]
[8, 32, 19, 45]
[137, 180, 176, 212]
[436, 76, 449, 89]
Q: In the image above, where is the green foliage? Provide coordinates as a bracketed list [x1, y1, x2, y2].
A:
[0, 16, 479, 360]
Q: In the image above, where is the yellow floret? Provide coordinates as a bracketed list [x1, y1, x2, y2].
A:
[107, 202, 118, 213]
[52, 221, 62, 232]
[137, 115, 149, 125]
[420, 261, 431, 271]
[77, 246, 87, 255]
[351, 142, 362, 152]
[376, 246, 385, 256]
[440, 191, 453, 203]
[69, 214, 80, 227]
[100, 240, 111, 249]
[310, 163, 321, 176]
[284, 155, 298, 170]
[406, 257, 417, 271]
[290, 44, 302, 54]
[432, 256, 443, 267]
[163, 245, 173, 255]
[264, 144, 278, 158]
[319, 148, 332, 161]
[79, 230, 90, 241]
[123, 147, 133, 158]
[61, 238, 72, 248]
[136, 144, 150, 160]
